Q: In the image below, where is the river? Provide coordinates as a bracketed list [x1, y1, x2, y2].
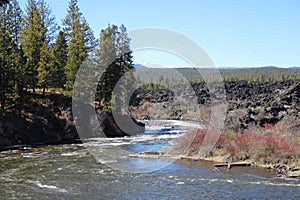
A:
[0, 120, 299, 199]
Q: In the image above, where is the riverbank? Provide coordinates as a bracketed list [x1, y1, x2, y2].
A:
[183, 155, 300, 179]
[161, 128, 300, 178]
[131, 150, 300, 179]
[0, 91, 144, 150]
[0, 92, 79, 149]
[131, 119, 300, 178]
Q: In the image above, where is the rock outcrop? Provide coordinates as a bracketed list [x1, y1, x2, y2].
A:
[131, 80, 300, 132]
[98, 112, 145, 137]
[0, 93, 78, 149]
[0, 93, 145, 150]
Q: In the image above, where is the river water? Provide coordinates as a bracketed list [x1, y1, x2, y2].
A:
[0, 120, 299, 199]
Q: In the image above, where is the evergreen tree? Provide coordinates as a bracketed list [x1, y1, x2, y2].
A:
[96, 24, 134, 114]
[64, 30, 87, 90]
[0, 0, 23, 113]
[53, 31, 67, 88]
[20, 0, 56, 93]
[37, 41, 56, 95]
[115, 25, 135, 114]
[0, 4, 11, 110]
[7, 0, 25, 114]
[63, 0, 96, 90]
[97, 24, 118, 112]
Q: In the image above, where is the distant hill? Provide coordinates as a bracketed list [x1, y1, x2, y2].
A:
[134, 64, 148, 69]
[220, 66, 279, 69]
[134, 63, 300, 70]
[135, 64, 232, 69]
[259, 66, 278, 69]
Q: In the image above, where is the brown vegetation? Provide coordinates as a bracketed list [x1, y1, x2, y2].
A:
[166, 124, 300, 176]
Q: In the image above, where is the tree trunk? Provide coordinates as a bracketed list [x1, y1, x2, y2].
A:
[42, 85, 46, 97]
[0, 73, 5, 111]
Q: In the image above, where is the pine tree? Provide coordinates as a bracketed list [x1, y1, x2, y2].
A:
[7, 0, 25, 114]
[96, 24, 118, 112]
[115, 25, 135, 114]
[96, 24, 134, 114]
[53, 31, 67, 88]
[0, 4, 11, 110]
[63, 0, 96, 90]
[20, 0, 56, 93]
[38, 41, 56, 95]
[0, 0, 23, 113]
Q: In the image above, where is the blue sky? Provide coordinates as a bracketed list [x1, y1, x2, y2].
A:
[19, 0, 300, 68]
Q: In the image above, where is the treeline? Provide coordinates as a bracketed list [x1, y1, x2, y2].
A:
[0, 0, 133, 115]
[135, 67, 300, 88]
[214, 67, 300, 82]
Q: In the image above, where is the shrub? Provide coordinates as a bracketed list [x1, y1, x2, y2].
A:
[169, 127, 300, 164]
[236, 132, 252, 149]
[225, 130, 236, 139]
[264, 123, 287, 133]
[215, 133, 228, 149]
[226, 144, 237, 156]
[172, 129, 222, 156]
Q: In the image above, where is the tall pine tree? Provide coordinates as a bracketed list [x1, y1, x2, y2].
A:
[20, 0, 56, 93]
[0, 0, 23, 113]
[53, 31, 67, 88]
[63, 0, 96, 90]
[116, 25, 135, 114]
[7, 0, 25, 114]
[96, 24, 134, 114]
[0, 3, 11, 110]
[96, 24, 118, 112]
[37, 41, 56, 95]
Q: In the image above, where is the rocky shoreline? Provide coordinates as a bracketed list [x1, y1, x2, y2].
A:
[131, 150, 300, 178]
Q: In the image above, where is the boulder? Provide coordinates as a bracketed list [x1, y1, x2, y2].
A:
[98, 112, 145, 138]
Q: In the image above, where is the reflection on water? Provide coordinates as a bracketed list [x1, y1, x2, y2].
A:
[0, 120, 299, 199]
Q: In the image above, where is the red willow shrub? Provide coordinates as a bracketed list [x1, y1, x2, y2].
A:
[235, 132, 253, 149]
[173, 129, 207, 155]
[215, 133, 228, 149]
[226, 144, 238, 157]
[173, 129, 223, 156]
[264, 123, 287, 133]
[264, 135, 300, 155]
[172, 128, 300, 161]
[229, 133, 299, 159]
